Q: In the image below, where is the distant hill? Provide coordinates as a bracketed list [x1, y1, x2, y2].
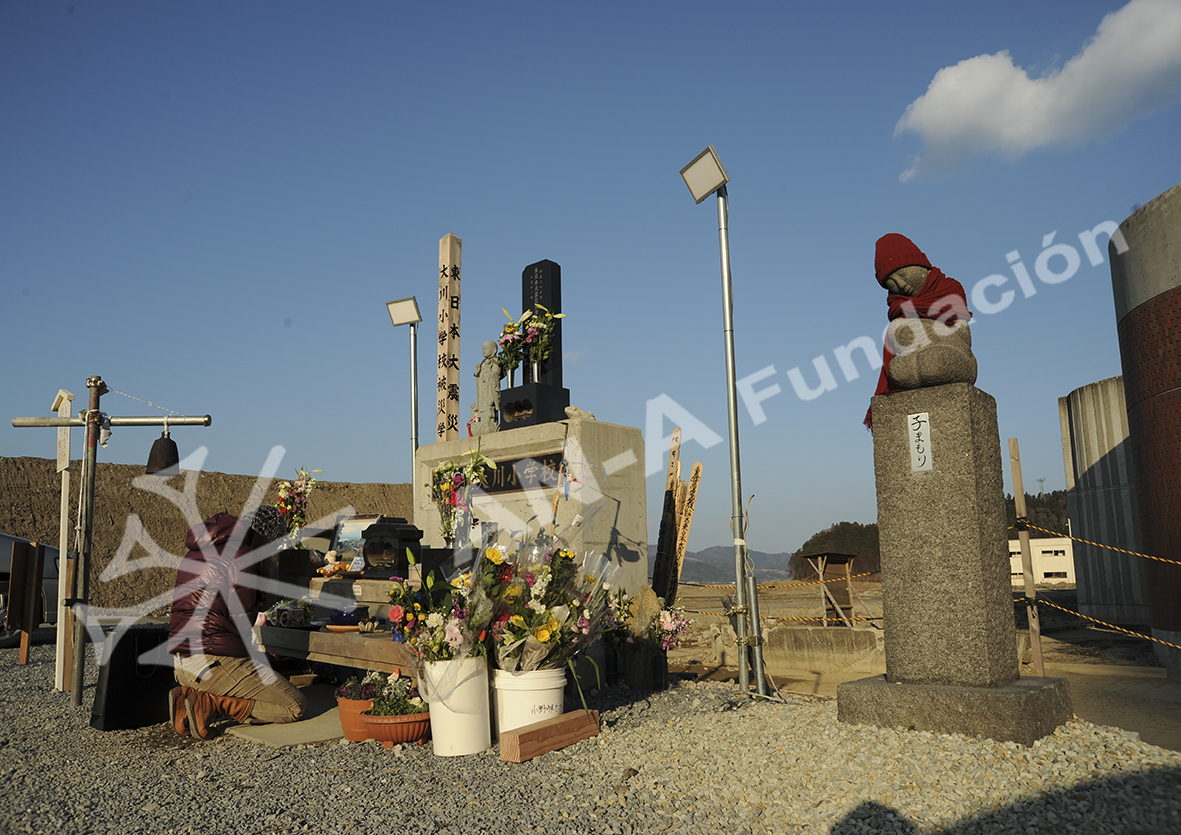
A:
[676, 545, 796, 584]
[1005, 490, 1068, 538]
[790, 521, 880, 579]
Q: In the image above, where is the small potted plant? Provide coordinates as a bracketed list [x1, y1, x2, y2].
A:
[334, 672, 383, 741]
[360, 670, 431, 748]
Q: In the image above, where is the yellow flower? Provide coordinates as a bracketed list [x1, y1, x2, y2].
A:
[534, 627, 552, 642]
[486, 546, 506, 565]
[510, 615, 526, 629]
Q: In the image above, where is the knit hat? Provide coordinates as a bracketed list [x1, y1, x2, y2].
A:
[875, 233, 932, 284]
[243, 504, 287, 545]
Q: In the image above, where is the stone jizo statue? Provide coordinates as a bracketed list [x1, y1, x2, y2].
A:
[472, 340, 500, 436]
[866, 234, 977, 427]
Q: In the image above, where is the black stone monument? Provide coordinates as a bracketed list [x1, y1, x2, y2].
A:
[500, 259, 571, 429]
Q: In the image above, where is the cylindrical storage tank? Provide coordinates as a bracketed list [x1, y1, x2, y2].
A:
[1110, 183, 1181, 673]
[1058, 376, 1147, 626]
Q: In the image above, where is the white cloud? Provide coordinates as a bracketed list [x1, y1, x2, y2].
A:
[896, 0, 1181, 181]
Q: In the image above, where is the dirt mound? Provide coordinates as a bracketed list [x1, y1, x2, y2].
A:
[0, 456, 412, 613]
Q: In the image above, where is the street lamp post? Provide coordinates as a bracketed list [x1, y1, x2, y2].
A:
[679, 146, 766, 696]
[386, 297, 422, 480]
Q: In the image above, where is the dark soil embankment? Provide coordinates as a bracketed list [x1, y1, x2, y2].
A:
[0, 456, 412, 614]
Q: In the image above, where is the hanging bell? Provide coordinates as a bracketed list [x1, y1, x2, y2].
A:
[145, 425, 180, 475]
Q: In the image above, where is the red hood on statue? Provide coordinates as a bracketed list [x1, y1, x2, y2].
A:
[865, 234, 972, 428]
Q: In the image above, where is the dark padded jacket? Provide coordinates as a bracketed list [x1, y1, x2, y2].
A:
[168, 513, 259, 658]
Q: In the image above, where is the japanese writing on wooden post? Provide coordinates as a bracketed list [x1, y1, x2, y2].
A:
[437, 233, 462, 441]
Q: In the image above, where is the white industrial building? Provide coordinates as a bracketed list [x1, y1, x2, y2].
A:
[1008, 536, 1075, 586]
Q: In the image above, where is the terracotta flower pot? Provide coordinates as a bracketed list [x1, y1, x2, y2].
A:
[360, 711, 431, 749]
[336, 697, 374, 742]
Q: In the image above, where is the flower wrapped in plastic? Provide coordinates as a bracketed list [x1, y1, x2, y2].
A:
[482, 508, 620, 672]
[387, 552, 495, 665]
[274, 467, 321, 548]
[430, 445, 494, 546]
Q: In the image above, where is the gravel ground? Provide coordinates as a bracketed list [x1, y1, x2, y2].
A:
[3, 636, 1180, 835]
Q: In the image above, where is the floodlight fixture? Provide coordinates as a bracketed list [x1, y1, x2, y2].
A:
[386, 296, 422, 328]
[679, 145, 730, 204]
[386, 296, 422, 474]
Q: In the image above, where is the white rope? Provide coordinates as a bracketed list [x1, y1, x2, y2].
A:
[109, 388, 182, 416]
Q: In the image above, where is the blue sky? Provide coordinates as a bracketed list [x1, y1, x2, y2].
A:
[3, 0, 1180, 556]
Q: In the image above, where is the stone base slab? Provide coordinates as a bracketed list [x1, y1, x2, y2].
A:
[837, 674, 1073, 746]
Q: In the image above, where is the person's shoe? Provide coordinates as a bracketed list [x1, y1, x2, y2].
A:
[168, 686, 190, 736]
[185, 689, 216, 739]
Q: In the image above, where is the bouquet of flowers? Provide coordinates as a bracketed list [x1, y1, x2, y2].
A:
[363, 669, 428, 717]
[603, 585, 690, 651]
[430, 446, 494, 546]
[274, 467, 321, 548]
[496, 309, 527, 373]
[387, 554, 495, 665]
[481, 535, 618, 673]
[497, 303, 566, 370]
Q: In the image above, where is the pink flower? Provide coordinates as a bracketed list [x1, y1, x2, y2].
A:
[444, 619, 465, 649]
[389, 605, 405, 623]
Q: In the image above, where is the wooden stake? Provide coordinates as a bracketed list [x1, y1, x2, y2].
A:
[674, 463, 702, 582]
[1008, 438, 1045, 677]
[651, 430, 682, 602]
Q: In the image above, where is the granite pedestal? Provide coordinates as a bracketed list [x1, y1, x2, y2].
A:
[838, 383, 1072, 744]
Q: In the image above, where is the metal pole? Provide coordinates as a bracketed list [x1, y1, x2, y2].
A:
[409, 321, 420, 462]
[72, 375, 105, 706]
[716, 185, 753, 693]
[13, 415, 210, 428]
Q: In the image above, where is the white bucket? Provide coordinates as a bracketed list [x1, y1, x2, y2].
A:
[491, 667, 567, 737]
[420, 656, 491, 757]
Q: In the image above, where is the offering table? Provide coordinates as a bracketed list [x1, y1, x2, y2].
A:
[258, 626, 412, 677]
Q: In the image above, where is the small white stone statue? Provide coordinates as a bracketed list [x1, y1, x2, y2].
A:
[472, 340, 500, 436]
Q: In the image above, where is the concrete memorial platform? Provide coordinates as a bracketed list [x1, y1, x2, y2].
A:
[413, 418, 647, 594]
[838, 382, 1073, 744]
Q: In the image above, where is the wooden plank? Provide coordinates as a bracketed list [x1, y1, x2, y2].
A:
[258, 627, 414, 677]
[500, 710, 600, 763]
[9, 542, 44, 665]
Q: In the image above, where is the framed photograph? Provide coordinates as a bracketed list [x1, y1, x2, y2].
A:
[329, 514, 381, 556]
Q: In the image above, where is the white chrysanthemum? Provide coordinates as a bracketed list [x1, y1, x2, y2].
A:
[426, 611, 445, 629]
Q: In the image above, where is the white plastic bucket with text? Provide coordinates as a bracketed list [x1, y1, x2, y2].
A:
[420, 656, 491, 757]
[491, 667, 567, 737]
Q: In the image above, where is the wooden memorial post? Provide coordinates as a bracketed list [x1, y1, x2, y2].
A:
[53, 389, 75, 692]
[436, 233, 462, 442]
